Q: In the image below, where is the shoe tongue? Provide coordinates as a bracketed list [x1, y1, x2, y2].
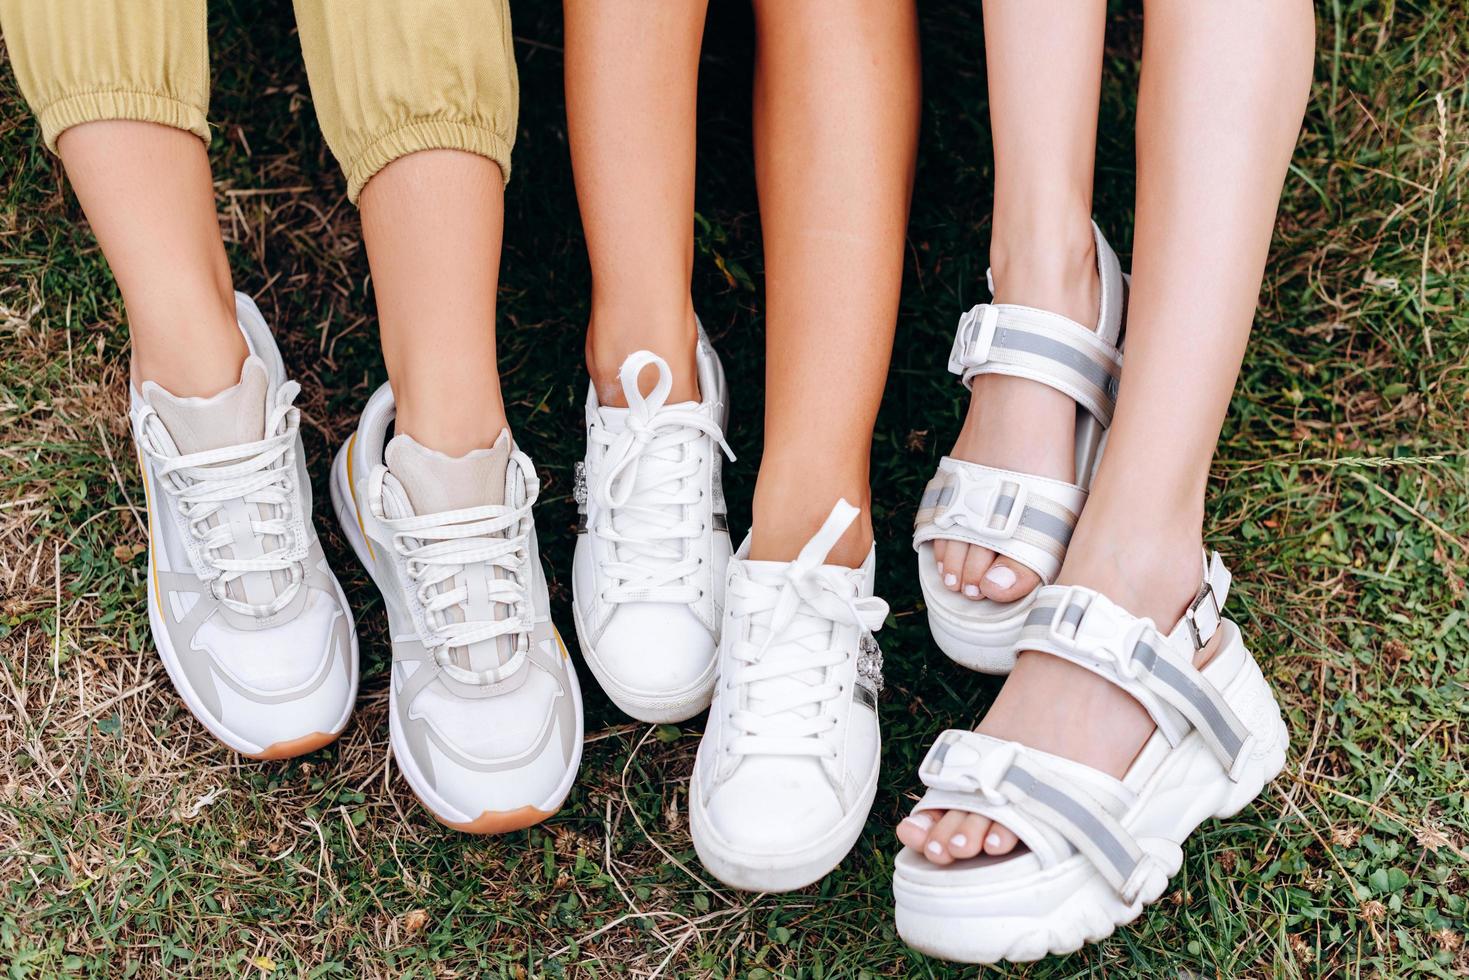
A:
[597, 399, 702, 434]
[141, 357, 286, 608]
[384, 430, 517, 678]
[143, 357, 269, 454]
[384, 431, 511, 513]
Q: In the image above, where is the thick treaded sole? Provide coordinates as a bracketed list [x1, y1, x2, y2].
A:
[917, 553, 1028, 675]
[329, 440, 584, 834]
[892, 630, 1288, 964]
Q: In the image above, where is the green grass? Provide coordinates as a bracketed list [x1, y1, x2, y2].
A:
[1, 1, 1465, 977]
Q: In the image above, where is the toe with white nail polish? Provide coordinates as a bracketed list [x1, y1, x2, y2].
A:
[906, 813, 934, 832]
[983, 565, 1016, 590]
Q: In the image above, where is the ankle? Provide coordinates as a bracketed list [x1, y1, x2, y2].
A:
[395, 385, 510, 457]
[750, 465, 873, 567]
[988, 216, 1099, 327]
[586, 304, 699, 407]
[130, 293, 246, 396]
[1062, 502, 1207, 627]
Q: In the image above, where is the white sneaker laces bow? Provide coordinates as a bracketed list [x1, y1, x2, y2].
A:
[590, 350, 734, 604]
[373, 467, 538, 687]
[140, 380, 307, 617]
[725, 499, 889, 759]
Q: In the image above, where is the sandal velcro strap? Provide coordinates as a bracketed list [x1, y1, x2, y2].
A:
[916, 731, 1166, 903]
[947, 303, 1123, 426]
[912, 458, 1086, 584]
[1018, 552, 1254, 778]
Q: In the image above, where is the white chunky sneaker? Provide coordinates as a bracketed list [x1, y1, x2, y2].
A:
[132, 292, 358, 759]
[331, 384, 582, 833]
[914, 221, 1126, 674]
[893, 553, 1289, 964]
[690, 499, 890, 892]
[573, 336, 734, 723]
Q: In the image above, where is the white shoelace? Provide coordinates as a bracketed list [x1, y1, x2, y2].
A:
[373, 468, 537, 686]
[139, 380, 307, 617]
[590, 351, 734, 604]
[724, 500, 889, 759]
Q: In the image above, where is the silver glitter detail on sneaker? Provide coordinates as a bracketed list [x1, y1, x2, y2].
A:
[856, 633, 884, 697]
[573, 461, 588, 507]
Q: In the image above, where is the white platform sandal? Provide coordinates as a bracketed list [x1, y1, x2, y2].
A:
[893, 552, 1289, 964]
[914, 221, 1126, 674]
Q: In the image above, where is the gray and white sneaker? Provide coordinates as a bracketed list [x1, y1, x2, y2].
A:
[332, 383, 583, 833]
[132, 293, 358, 759]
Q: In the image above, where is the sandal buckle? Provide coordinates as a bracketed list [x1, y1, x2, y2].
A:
[1116, 620, 1154, 681]
[1047, 586, 1091, 641]
[985, 480, 1027, 539]
[948, 304, 1001, 377]
[1185, 581, 1222, 650]
[971, 740, 1018, 805]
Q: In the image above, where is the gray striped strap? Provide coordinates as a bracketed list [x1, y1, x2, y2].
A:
[912, 458, 1085, 584]
[948, 303, 1123, 427]
[917, 731, 1164, 903]
[1018, 552, 1254, 778]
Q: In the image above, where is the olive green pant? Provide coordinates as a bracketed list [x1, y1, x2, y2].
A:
[0, 0, 517, 201]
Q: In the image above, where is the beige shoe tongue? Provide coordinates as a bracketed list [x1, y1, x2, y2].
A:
[384, 430, 512, 513]
[141, 356, 282, 606]
[143, 357, 269, 454]
[385, 430, 517, 678]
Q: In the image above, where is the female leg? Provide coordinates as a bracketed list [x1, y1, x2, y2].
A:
[748, 0, 921, 567]
[0, 0, 357, 759]
[299, 0, 582, 832]
[0, 0, 245, 396]
[564, 0, 919, 886]
[899, 0, 1314, 865]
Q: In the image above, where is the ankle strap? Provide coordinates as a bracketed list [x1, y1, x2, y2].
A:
[948, 303, 1123, 426]
[1018, 551, 1254, 778]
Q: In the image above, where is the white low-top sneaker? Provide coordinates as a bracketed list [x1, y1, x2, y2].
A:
[690, 499, 890, 892]
[331, 384, 583, 833]
[572, 334, 734, 723]
[132, 292, 358, 759]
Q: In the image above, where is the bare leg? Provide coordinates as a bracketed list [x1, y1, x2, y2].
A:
[58, 121, 245, 397]
[748, 0, 920, 567]
[565, 0, 707, 407]
[902, 0, 1314, 862]
[929, 0, 1106, 603]
[358, 150, 508, 455]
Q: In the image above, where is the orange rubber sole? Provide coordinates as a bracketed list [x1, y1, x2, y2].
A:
[244, 730, 342, 761]
[434, 803, 559, 835]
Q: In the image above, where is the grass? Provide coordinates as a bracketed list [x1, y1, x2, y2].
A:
[0, 0, 1465, 976]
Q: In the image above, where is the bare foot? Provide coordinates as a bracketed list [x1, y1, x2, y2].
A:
[931, 234, 1099, 604]
[898, 504, 1209, 863]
